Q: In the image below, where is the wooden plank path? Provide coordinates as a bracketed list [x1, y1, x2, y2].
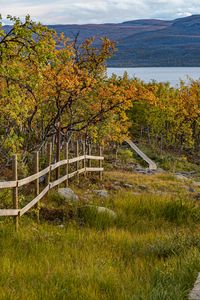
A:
[125, 139, 157, 170]
[189, 273, 200, 300]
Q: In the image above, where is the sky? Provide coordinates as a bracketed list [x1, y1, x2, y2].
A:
[1, 0, 200, 25]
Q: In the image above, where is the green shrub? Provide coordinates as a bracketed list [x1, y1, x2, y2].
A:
[118, 149, 133, 164]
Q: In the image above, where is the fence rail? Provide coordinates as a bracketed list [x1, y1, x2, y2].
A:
[0, 155, 103, 189]
[0, 143, 104, 228]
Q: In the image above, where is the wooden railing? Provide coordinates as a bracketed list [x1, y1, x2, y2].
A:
[125, 139, 157, 170]
[0, 142, 104, 230]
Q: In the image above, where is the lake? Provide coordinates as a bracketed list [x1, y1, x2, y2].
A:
[107, 67, 200, 86]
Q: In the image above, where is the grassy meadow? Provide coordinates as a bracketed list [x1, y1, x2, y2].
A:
[1, 171, 200, 299]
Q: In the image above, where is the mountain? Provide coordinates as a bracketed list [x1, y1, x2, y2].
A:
[113, 15, 200, 66]
[48, 20, 168, 46]
[3, 15, 200, 66]
[48, 15, 200, 67]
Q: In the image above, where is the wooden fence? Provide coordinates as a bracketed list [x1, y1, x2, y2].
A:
[0, 142, 104, 230]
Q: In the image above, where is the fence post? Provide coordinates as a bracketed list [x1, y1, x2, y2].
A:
[64, 142, 69, 187]
[12, 154, 19, 231]
[52, 134, 55, 151]
[34, 151, 40, 223]
[76, 141, 79, 183]
[88, 144, 91, 168]
[99, 146, 103, 181]
[83, 142, 86, 177]
[56, 123, 61, 185]
[47, 143, 52, 187]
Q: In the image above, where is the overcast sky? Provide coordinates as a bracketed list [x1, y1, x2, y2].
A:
[1, 0, 200, 25]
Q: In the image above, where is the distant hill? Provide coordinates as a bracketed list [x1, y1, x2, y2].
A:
[113, 15, 200, 67]
[3, 15, 200, 66]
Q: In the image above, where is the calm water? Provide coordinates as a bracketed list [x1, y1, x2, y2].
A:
[107, 67, 200, 86]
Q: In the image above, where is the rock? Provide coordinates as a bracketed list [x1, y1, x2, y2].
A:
[94, 189, 109, 198]
[174, 174, 188, 180]
[175, 171, 195, 180]
[146, 169, 154, 174]
[58, 188, 79, 202]
[188, 186, 196, 193]
[95, 206, 117, 218]
[123, 183, 134, 189]
[179, 171, 195, 177]
[135, 168, 147, 174]
[193, 182, 200, 187]
[58, 224, 64, 228]
[135, 167, 164, 174]
[138, 184, 148, 191]
[80, 205, 117, 218]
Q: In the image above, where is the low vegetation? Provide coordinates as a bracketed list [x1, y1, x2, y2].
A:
[0, 171, 200, 299]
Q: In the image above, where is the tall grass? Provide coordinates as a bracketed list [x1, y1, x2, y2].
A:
[0, 171, 200, 299]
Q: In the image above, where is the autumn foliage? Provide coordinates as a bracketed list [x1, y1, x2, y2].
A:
[129, 79, 200, 156]
[1, 15, 200, 168]
[0, 15, 137, 165]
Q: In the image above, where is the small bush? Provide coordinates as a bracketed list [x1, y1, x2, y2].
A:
[118, 149, 133, 164]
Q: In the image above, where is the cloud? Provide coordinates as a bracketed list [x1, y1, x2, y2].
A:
[1, 0, 200, 24]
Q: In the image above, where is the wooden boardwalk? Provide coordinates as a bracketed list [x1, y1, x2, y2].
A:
[189, 273, 200, 300]
[125, 139, 157, 170]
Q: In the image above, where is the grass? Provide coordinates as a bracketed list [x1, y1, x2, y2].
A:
[0, 171, 200, 299]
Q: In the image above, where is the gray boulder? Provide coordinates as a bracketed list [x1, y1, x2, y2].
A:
[58, 188, 79, 202]
[95, 206, 117, 218]
[123, 183, 134, 189]
[174, 174, 188, 180]
[135, 168, 147, 174]
[94, 189, 109, 198]
[81, 205, 117, 218]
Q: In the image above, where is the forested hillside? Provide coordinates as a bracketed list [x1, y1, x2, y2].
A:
[4, 15, 200, 66]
